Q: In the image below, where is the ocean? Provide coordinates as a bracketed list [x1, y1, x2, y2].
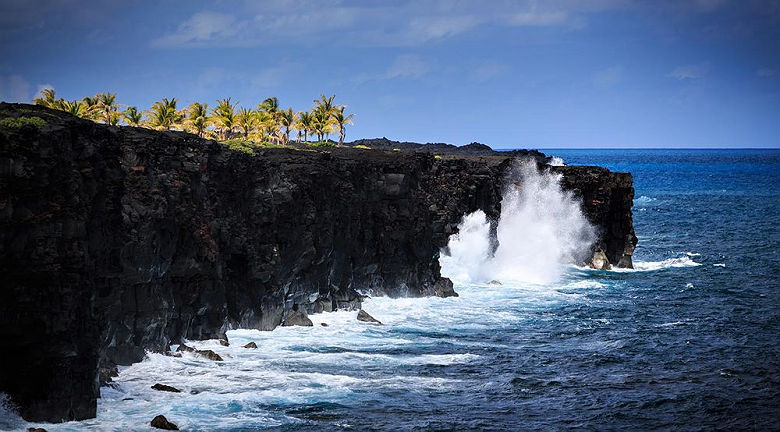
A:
[8, 149, 779, 431]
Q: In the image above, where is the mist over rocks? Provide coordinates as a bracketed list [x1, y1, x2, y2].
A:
[0, 103, 636, 422]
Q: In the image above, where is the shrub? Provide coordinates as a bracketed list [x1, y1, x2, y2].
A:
[353, 145, 371, 149]
[222, 139, 257, 155]
[0, 116, 46, 129]
[309, 141, 335, 148]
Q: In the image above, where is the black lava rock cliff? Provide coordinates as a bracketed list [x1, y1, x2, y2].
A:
[0, 104, 636, 422]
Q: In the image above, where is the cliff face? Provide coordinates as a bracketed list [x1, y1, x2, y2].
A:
[0, 104, 636, 422]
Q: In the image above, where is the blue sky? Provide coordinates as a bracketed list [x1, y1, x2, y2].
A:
[0, 0, 778, 148]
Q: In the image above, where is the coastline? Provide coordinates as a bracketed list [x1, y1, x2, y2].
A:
[0, 103, 635, 423]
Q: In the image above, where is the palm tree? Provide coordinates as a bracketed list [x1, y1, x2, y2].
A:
[296, 111, 313, 142]
[146, 98, 181, 131]
[96, 92, 118, 124]
[81, 95, 100, 120]
[61, 100, 90, 118]
[314, 94, 337, 117]
[311, 109, 333, 142]
[313, 94, 338, 140]
[186, 102, 210, 137]
[108, 110, 122, 126]
[332, 106, 355, 145]
[33, 88, 60, 108]
[258, 97, 279, 115]
[211, 98, 237, 140]
[123, 106, 143, 126]
[257, 97, 280, 140]
[278, 108, 295, 144]
[235, 107, 258, 140]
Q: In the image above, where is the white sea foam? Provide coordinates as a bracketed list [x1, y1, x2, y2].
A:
[548, 156, 565, 166]
[440, 160, 595, 285]
[713, 263, 725, 267]
[634, 195, 657, 204]
[631, 256, 702, 271]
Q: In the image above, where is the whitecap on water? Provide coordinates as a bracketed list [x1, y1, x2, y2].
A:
[631, 256, 702, 271]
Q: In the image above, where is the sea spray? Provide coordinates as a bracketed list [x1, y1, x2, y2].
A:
[440, 160, 595, 285]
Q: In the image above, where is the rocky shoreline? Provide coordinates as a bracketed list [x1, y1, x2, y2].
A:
[0, 103, 636, 422]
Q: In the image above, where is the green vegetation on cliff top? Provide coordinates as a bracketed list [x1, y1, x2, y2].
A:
[30, 89, 356, 151]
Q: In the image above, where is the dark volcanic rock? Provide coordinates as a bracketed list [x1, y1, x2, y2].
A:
[0, 104, 636, 422]
[98, 364, 119, 386]
[346, 138, 551, 161]
[150, 414, 179, 430]
[282, 310, 314, 327]
[357, 310, 382, 325]
[243, 342, 258, 349]
[194, 349, 223, 361]
[27, 428, 47, 432]
[176, 344, 195, 353]
[433, 278, 458, 298]
[151, 383, 181, 393]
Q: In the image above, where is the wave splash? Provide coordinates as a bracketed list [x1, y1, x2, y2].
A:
[440, 160, 595, 285]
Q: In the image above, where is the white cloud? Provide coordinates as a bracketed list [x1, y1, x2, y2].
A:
[666, 64, 709, 80]
[406, 15, 481, 42]
[757, 68, 776, 77]
[594, 66, 622, 86]
[0, 74, 31, 102]
[152, 12, 242, 48]
[150, 1, 634, 48]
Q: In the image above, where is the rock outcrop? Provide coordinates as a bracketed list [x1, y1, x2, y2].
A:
[151, 383, 181, 393]
[0, 104, 636, 422]
[150, 415, 178, 430]
[357, 310, 383, 325]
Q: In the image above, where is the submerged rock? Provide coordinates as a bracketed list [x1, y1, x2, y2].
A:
[357, 310, 382, 325]
[243, 342, 258, 349]
[218, 333, 229, 346]
[27, 428, 47, 432]
[150, 414, 179, 430]
[195, 349, 223, 361]
[151, 383, 181, 393]
[176, 343, 195, 353]
[488, 280, 502, 285]
[321, 323, 329, 327]
[282, 310, 313, 327]
[176, 343, 223, 360]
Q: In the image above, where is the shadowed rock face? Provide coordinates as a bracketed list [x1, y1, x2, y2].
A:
[0, 104, 636, 422]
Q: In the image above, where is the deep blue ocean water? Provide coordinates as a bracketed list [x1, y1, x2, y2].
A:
[9, 149, 780, 431]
